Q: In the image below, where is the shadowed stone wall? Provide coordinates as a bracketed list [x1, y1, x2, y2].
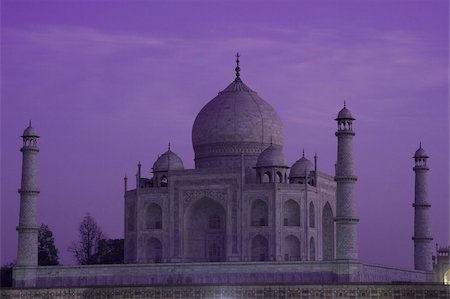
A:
[2, 283, 449, 299]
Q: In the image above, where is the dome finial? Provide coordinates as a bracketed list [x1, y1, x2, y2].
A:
[168, 141, 171, 151]
[28, 120, 32, 127]
[270, 136, 273, 146]
[302, 149, 305, 158]
[235, 52, 240, 78]
[419, 141, 422, 149]
[344, 100, 346, 108]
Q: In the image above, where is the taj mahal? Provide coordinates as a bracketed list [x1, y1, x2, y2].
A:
[11, 55, 448, 293]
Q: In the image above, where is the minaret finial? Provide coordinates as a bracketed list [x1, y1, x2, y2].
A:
[235, 52, 240, 78]
[270, 136, 273, 145]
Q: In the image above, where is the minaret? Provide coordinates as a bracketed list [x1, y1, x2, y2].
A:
[412, 143, 433, 271]
[334, 103, 359, 260]
[15, 122, 40, 287]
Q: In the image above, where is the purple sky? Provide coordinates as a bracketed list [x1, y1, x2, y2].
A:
[1, 0, 448, 268]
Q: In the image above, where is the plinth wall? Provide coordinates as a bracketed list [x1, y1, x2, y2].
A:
[13, 261, 434, 288]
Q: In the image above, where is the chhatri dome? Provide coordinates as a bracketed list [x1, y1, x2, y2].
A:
[21, 121, 39, 138]
[152, 145, 184, 172]
[192, 53, 284, 177]
[290, 150, 314, 178]
[256, 143, 287, 168]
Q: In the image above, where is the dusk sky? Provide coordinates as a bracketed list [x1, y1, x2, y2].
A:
[1, 0, 448, 269]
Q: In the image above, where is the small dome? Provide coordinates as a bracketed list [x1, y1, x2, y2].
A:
[289, 155, 313, 177]
[152, 150, 184, 172]
[336, 104, 355, 120]
[414, 145, 428, 158]
[22, 124, 39, 137]
[256, 144, 287, 168]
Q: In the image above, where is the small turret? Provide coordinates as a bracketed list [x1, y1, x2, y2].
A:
[152, 144, 184, 187]
[255, 143, 288, 183]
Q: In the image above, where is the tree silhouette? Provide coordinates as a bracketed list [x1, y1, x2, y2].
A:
[38, 224, 59, 266]
[68, 213, 104, 265]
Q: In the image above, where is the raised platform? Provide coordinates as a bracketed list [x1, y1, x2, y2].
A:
[13, 261, 435, 288]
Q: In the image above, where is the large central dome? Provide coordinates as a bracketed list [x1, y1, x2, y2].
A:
[192, 61, 284, 176]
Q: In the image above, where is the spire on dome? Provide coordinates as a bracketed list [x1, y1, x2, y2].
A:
[235, 52, 241, 79]
[302, 149, 305, 158]
[168, 142, 171, 151]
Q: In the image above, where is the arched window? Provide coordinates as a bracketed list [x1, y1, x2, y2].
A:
[146, 203, 162, 229]
[309, 237, 316, 261]
[208, 242, 221, 262]
[127, 205, 135, 231]
[160, 176, 168, 187]
[251, 235, 268, 261]
[322, 202, 334, 261]
[147, 237, 162, 263]
[309, 202, 315, 228]
[284, 235, 301, 261]
[262, 171, 271, 183]
[283, 199, 300, 226]
[209, 214, 221, 229]
[251, 199, 268, 226]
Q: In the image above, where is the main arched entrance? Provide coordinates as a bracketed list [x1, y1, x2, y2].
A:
[184, 198, 226, 262]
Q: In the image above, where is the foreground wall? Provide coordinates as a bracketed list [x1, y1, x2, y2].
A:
[2, 283, 449, 299]
[13, 261, 434, 288]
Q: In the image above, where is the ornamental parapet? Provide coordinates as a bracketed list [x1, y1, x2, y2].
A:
[18, 189, 40, 194]
[413, 166, 429, 171]
[20, 147, 40, 153]
[16, 226, 39, 232]
[412, 236, 433, 241]
[335, 131, 355, 137]
[412, 203, 431, 208]
[334, 176, 357, 182]
[334, 217, 359, 223]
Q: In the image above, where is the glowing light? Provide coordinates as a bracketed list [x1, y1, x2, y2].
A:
[444, 269, 450, 285]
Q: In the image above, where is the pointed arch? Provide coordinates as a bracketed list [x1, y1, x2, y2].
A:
[262, 171, 271, 183]
[283, 199, 300, 226]
[160, 176, 168, 187]
[251, 235, 268, 261]
[322, 202, 334, 261]
[251, 199, 268, 226]
[184, 198, 226, 262]
[444, 269, 450, 285]
[146, 203, 162, 229]
[309, 236, 316, 261]
[309, 201, 315, 228]
[276, 171, 283, 183]
[284, 235, 301, 261]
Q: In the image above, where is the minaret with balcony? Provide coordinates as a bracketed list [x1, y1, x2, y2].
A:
[14, 122, 40, 287]
[412, 143, 433, 271]
[334, 103, 359, 260]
